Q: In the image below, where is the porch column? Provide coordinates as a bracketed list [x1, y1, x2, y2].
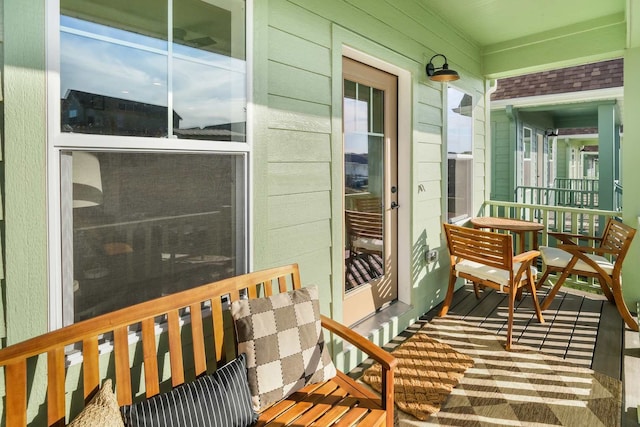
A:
[597, 104, 615, 213]
[623, 46, 640, 311]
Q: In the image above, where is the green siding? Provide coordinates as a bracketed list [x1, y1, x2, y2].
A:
[253, 0, 486, 370]
[4, 0, 48, 352]
[2, 0, 490, 416]
[490, 110, 515, 201]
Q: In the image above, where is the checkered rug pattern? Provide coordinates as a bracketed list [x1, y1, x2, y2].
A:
[399, 317, 622, 427]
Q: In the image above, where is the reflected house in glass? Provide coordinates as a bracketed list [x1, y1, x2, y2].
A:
[345, 152, 369, 192]
[61, 89, 182, 137]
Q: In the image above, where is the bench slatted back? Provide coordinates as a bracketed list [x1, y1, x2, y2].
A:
[0, 264, 302, 426]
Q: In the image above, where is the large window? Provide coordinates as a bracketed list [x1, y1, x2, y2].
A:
[52, 0, 248, 326]
[446, 87, 473, 223]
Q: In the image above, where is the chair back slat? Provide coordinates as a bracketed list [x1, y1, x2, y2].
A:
[190, 303, 207, 377]
[167, 310, 185, 388]
[47, 348, 66, 427]
[0, 264, 303, 425]
[345, 210, 383, 240]
[6, 360, 28, 427]
[444, 223, 513, 271]
[601, 219, 636, 254]
[211, 298, 226, 364]
[114, 326, 133, 405]
[82, 337, 101, 401]
[141, 318, 161, 397]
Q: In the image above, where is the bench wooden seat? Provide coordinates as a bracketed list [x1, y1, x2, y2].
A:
[0, 264, 395, 426]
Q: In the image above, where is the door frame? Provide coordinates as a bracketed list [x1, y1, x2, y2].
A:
[342, 57, 398, 326]
[330, 43, 411, 325]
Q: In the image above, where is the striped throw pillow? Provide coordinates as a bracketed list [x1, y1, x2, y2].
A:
[120, 353, 257, 427]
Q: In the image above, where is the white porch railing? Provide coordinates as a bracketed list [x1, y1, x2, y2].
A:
[479, 200, 620, 293]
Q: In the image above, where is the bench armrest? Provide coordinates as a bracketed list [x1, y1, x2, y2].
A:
[320, 315, 396, 371]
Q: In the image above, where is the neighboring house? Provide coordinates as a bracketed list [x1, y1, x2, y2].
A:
[4, 1, 640, 422]
[490, 58, 624, 210]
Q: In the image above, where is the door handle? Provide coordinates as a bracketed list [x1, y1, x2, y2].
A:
[390, 201, 400, 209]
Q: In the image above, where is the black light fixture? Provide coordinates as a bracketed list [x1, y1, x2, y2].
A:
[545, 128, 559, 137]
[426, 54, 460, 82]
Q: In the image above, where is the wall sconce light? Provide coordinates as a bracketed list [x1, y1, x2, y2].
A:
[426, 54, 460, 82]
[545, 128, 559, 137]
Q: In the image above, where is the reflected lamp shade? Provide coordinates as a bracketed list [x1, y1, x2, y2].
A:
[73, 152, 103, 208]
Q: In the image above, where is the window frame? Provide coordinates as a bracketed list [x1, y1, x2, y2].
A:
[46, 0, 254, 330]
[445, 85, 474, 224]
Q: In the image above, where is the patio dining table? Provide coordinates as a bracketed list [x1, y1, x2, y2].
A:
[470, 216, 544, 254]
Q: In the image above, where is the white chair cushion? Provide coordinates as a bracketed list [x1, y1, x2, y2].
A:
[539, 246, 614, 275]
[352, 237, 383, 252]
[454, 260, 537, 288]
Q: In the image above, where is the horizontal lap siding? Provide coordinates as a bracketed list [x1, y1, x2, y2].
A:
[265, 1, 334, 293]
[261, 0, 484, 325]
[491, 111, 514, 201]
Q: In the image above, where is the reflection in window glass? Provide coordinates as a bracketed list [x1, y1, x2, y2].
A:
[67, 151, 245, 323]
[60, 0, 246, 141]
[447, 87, 473, 223]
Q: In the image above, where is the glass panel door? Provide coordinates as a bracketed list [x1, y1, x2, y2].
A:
[342, 57, 397, 326]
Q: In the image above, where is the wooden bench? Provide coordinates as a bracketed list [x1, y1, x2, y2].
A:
[0, 264, 396, 426]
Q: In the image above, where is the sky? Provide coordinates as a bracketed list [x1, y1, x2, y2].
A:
[60, 16, 246, 130]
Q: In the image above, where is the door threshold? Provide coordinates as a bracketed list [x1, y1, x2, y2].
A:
[350, 300, 411, 339]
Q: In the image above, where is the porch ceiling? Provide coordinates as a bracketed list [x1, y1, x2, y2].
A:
[421, 0, 627, 77]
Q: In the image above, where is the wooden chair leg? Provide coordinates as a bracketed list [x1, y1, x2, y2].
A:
[610, 278, 639, 331]
[536, 269, 552, 290]
[505, 287, 517, 351]
[541, 258, 579, 310]
[527, 277, 544, 324]
[472, 282, 481, 299]
[595, 276, 615, 303]
[439, 271, 457, 317]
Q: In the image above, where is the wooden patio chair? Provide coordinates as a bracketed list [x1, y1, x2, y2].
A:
[355, 196, 382, 213]
[345, 209, 383, 259]
[441, 223, 544, 350]
[537, 217, 639, 331]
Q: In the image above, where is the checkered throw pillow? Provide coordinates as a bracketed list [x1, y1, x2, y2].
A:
[230, 286, 337, 412]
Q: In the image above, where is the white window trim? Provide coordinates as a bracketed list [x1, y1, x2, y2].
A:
[46, 0, 254, 331]
[445, 86, 474, 223]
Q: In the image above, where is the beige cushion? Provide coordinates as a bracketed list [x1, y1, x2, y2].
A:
[539, 246, 614, 275]
[352, 237, 383, 252]
[455, 260, 537, 289]
[230, 286, 337, 412]
[68, 379, 124, 427]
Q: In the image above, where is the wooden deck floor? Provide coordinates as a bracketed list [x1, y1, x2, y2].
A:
[402, 284, 638, 426]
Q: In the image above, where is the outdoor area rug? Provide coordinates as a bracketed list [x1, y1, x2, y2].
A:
[393, 316, 622, 427]
[361, 327, 475, 420]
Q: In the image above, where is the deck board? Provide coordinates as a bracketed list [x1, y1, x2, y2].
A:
[351, 281, 637, 425]
[417, 283, 635, 425]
